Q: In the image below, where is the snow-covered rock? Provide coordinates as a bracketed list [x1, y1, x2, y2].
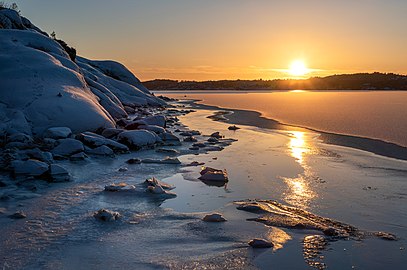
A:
[117, 130, 158, 149]
[43, 127, 72, 139]
[0, 8, 165, 137]
[51, 138, 84, 156]
[11, 159, 49, 177]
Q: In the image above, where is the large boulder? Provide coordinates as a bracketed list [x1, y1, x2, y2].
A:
[43, 127, 72, 139]
[11, 159, 49, 177]
[52, 138, 84, 156]
[117, 130, 158, 149]
[76, 132, 128, 152]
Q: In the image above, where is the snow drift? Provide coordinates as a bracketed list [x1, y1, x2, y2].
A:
[0, 8, 164, 137]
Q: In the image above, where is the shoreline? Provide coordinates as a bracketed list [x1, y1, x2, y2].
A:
[183, 99, 407, 161]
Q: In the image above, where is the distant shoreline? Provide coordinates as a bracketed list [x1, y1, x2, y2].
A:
[183, 99, 407, 161]
[144, 73, 407, 91]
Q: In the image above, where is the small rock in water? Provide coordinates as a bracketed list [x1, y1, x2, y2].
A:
[228, 125, 240, 130]
[118, 167, 128, 172]
[199, 167, 229, 182]
[248, 238, 273, 248]
[375, 231, 397, 241]
[156, 148, 180, 155]
[145, 177, 174, 190]
[93, 209, 121, 221]
[210, 132, 223, 139]
[207, 137, 219, 143]
[203, 213, 227, 222]
[142, 157, 181, 164]
[184, 136, 198, 142]
[184, 161, 205, 167]
[126, 158, 141, 164]
[9, 211, 27, 219]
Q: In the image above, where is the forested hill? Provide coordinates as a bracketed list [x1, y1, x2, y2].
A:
[144, 73, 407, 90]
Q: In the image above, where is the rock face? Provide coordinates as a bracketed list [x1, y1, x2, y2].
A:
[0, 8, 164, 137]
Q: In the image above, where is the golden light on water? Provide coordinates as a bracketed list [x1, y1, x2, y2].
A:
[283, 131, 317, 209]
[267, 227, 292, 251]
[289, 131, 309, 164]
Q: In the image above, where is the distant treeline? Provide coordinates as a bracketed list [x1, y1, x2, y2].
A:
[143, 73, 407, 90]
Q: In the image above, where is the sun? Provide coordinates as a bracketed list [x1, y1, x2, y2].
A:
[289, 60, 309, 76]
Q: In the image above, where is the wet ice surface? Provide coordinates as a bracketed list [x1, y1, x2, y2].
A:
[1, 107, 407, 269]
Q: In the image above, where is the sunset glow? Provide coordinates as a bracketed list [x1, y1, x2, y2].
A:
[288, 60, 310, 76]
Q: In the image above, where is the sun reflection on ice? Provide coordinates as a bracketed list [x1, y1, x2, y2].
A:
[282, 131, 317, 209]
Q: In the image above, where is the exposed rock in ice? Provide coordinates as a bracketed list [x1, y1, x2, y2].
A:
[210, 132, 223, 139]
[202, 213, 227, 222]
[207, 137, 219, 143]
[93, 209, 121, 221]
[104, 182, 136, 192]
[184, 161, 205, 167]
[145, 177, 175, 190]
[117, 130, 158, 149]
[126, 158, 141, 164]
[87, 145, 114, 156]
[248, 238, 273, 248]
[145, 177, 176, 198]
[43, 127, 72, 139]
[47, 164, 70, 182]
[228, 125, 240, 130]
[8, 211, 27, 219]
[51, 138, 84, 157]
[199, 167, 229, 182]
[11, 159, 49, 177]
[141, 157, 181, 165]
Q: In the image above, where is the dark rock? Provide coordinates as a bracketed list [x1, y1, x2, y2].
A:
[9, 211, 27, 219]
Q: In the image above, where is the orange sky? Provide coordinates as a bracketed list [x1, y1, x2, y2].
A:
[15, 0, 407, 81]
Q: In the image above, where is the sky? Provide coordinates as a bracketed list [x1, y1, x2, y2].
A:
[11, 0, 407, 81]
